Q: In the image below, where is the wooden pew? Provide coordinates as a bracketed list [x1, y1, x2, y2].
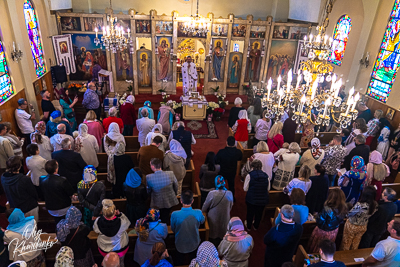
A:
[41, 214, 209, 262]
[37, 182, 202, 228]
[124, 136, 140, 152]
[97, 160, 197, 193]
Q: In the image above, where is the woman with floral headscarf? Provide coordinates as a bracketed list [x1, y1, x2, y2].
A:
[120, 95, 136, 136]
[366, 151, 390, 201]
[164, 140, 187, 195]
[30, 121, 53, 160]
[189, 241, 228, 267]
[218, 217, 254, 267]
[78, 165, 106, 228]
[139, 101, 154, 120]
[4, 208, 46, 266]
[202, 175, 233, 240]
[300, 137, 325, 171]
[300, 119, 315, 148]
[75, 123, 99, 167]
[124, 167, 148, 224]
[54, 246, 74, 267]
[59, 88, 78, 131]
[145, 123, 168, 152]
[157, 100, 175, 135]
[232, 110, 251, 149]
[134, 208, 168, 266]
[56, 207, 94, 267]
[338, 156, 368, 205]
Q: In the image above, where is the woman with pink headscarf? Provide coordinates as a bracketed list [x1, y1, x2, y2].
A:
[366, 151, 390, 201]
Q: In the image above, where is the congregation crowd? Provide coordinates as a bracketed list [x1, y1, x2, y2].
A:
[0, 83, 400, 267]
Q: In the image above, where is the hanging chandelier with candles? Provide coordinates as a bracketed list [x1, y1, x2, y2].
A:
[260, 1, 359, 133]
[181, 0, 209, 36]
[94, 0, 132, 53]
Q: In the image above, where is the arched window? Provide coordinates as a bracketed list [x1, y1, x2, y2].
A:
[328, 15, 352, 66]
[23, 0, 46, 78]
[368, 0, 400, 102]
[0, 39, 14, 105]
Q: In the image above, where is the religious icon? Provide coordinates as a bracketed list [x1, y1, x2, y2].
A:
[137, 49, 152, 87]
[266, 40, 297, 80]
[83, 17, 103, 32]
[250, 26, 266, 38]
[212, 24, 228, 36]
[229, 52, 242, 88]
[210, 39, 225, 81]
[155, 21, 173, 34]
[386, 108, 395, 120]
[273, 25, 290, 39]
[232, 24, 246, 37]
[61, 17, 81, 31]
[289, 27, 308, 40]
[136, 20, 151, 34]
[116, 48, 132, 81]
[245, 40, 261, 82]
[59, 41, 68, 54]
[157, 37, 172, 80]
[178, 22, 207, 38]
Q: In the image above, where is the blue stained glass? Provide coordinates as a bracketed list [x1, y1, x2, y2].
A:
[0, 40, 14, 105]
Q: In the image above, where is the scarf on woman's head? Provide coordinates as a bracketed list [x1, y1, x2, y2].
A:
[124, 95, 135, 105]
[349, 156, 366, 180]
[311, 138, 322, 160]
[144, 101, 152, 107]
[106, 122, 126, 145]
[135, 208, 160, 231]
[224, 217, 248, 242]
[7, 208, 35, 237]
[74, 123, 89, 152]
[370, 150, 383, 164]
[125, 168, 141, 188]
[152, 123, 163, 133]
[31, 121, 46, 143]
[55, 246, 74, 267]
[56, 206, 83, 242]
[215, 175, 226, 190]
[238, 109, 249, 121]
[189, 241, 221, 267]
[166, 139, 187, 159]
[107, 142, 126, 185]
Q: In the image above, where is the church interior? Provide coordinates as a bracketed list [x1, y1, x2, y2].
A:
[2, 0, 400, 266]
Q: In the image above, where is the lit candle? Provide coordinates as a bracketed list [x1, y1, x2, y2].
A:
[329, 37, 333, 45]
[324, 35, 328, 44]
[323, 97, 331, 118]
[267, 78, 272, 100]
[95, 28, 98, 38]
[330, 74, 337, 92]
[311, 81, 318, 100]
[277, 75, 282, 92]
[345, 96, 353, 115]
[127, 28, 130, 38]
[103, 26, 106, 35]
[13, 42, 15, 52]
[352, 92, 360, 111]
[334, 79, 342, 98]
[296, 74, 302, 89]
[287, 69, 292, 93]
[304, 35, 307, 42]
[278, 89, 283, 107]
[316, 34, 321, 43]
[309, 34, 313, 44]
[348, 86, 354, 98]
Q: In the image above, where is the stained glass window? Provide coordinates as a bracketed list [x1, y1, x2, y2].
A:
[328, 15, 352, 66]
[367, 0, 400, 103]
[0, 40, 14, 105]
[23, 0, 46, 78]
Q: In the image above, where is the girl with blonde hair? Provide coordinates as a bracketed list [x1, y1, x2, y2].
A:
[267, 122, 284, 153]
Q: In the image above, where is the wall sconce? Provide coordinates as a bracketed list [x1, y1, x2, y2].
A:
[11, 42, 23, 62]
[359, 52, 369, 68]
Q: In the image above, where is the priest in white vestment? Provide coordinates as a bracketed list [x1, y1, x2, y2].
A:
[182, 56, 198, 95]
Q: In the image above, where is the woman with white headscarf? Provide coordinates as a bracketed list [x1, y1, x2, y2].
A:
[300, 137, 325, 171]
[107, 142, 134, 198]
[75, 123, 99, 167]
[232, 109, 251, 148]
[145, 123, 168, 152]
[104, 122, 126, 155]
[120, 95, 136, 136]
[164, 139, 187, 195]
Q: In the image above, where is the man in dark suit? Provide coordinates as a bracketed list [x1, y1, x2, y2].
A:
[52, 138, 86, 191]
[343, 134, 370, 170]
[40, 159, 75, 224]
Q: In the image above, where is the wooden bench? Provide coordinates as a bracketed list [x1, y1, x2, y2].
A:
[37, 182, 202, 229]
[124, 136, 141, 152]
[41, 214, 209, 262]
[97, 160, 196, 193]
[294, 244, 373, 266]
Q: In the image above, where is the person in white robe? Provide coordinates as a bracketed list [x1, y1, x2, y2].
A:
[182, 56, 198, 95]
[75, 123, 100, 167]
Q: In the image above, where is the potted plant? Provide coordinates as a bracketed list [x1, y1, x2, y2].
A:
[214, 107, 224, 121]
[216, 93, 228, 109]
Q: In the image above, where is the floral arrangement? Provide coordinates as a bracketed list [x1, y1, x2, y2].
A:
[208, 101, 219, 110]
[172, 101, 182, 110]
[68, 83, 83, 90]
[216, 93, 229, 109]
[118, 93, 128, 105]
[214, 107, 225, 120]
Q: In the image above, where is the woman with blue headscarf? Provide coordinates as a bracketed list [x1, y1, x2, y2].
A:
[4, 208, 45, 266]
[56, 206, 95, 267]
[338, 156, 367, 205]
[77, 165, 106, 228]
[124, 167, 148, 224]
[202, 175, 234, 241]
[138, 101, 154, 119]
